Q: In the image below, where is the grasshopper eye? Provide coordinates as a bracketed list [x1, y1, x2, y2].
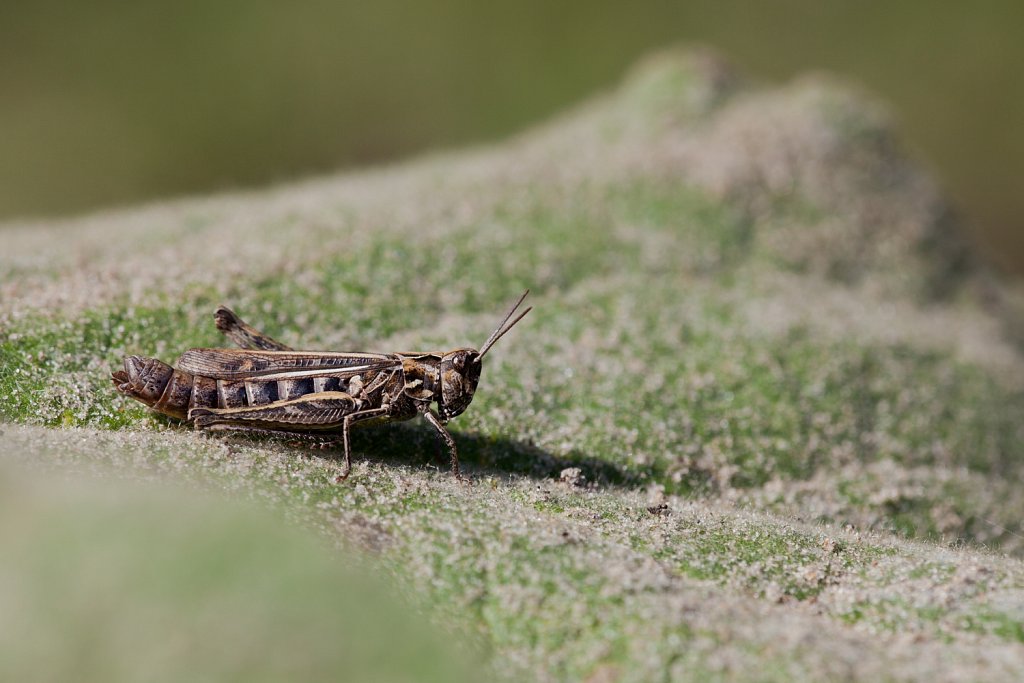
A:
[453, 354, 465, 371]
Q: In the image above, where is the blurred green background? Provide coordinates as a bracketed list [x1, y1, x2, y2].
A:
[0, 462, 478, 683]
[2, 1, 1022, 272]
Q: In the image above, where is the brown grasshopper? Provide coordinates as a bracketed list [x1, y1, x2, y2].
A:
[111, 291, 531, 480]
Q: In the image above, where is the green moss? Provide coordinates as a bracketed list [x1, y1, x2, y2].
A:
[6, 203, 1018, 554]
[834, 598, 1024, 647]
[620, 48, 738, 122]
[0, 305, 216, 427]
[969, 612, 1024, 643]
[652, 520, 837, 600]
[906, 562, 956, 581]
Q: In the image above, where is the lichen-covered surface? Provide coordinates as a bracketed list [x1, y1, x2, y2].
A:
[2, 49, 1024, 681]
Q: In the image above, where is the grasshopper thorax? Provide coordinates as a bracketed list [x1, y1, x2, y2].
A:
[437, 348, 482, 421]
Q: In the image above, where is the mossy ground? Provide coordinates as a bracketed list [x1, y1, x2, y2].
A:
[2, 50, 1024, 681]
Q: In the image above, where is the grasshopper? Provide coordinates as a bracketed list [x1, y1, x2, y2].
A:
[111, 291, 531, 480]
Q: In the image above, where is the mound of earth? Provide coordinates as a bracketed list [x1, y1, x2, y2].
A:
[2, 48, 1023, 682]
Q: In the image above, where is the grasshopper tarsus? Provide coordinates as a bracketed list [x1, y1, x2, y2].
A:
[112, 292, 531, 480]
[335, 459, 352, 484]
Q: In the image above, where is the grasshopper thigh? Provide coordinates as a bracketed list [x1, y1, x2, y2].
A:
[198, 424, 343, 446]
[214, 306, 293, 351]
[189, 391, 360, 429]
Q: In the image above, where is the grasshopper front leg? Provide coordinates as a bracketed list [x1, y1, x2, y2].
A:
[420, 406, 461, 479]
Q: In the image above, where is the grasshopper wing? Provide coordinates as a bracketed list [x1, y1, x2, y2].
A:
[176, 348, 401, 380]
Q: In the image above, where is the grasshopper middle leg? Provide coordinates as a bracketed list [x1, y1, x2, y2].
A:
[337, 407, 391, 481]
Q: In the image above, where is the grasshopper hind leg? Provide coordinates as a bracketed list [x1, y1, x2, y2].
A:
[189, 393, 392, 483]
[214, 306, 293, 351]
[199, 424, 343, 449]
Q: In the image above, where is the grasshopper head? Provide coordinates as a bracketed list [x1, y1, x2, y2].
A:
[435, 290, 531, 422]
[437, 349, 482, 421]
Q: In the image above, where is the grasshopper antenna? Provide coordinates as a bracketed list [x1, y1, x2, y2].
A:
[479, 290, 531, 359]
